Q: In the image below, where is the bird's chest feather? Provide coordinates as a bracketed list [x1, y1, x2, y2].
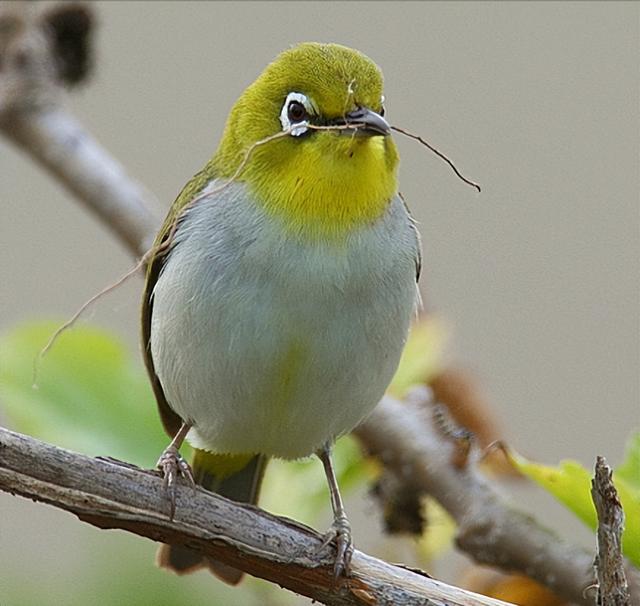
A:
[150, 182, 418, 458]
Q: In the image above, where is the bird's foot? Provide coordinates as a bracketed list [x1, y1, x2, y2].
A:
[156, 444, 195, 519]
[320, 513, 354, 582]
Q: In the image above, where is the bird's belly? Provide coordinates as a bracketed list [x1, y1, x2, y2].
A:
[190, 289, 404, 458]
[150, 189, 417, 459]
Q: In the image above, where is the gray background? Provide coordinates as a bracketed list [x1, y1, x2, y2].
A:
[1, 1, 638, 602]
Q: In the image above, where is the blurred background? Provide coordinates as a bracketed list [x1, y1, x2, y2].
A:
[1, 2, 638, 605]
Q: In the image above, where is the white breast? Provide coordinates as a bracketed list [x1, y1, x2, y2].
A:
[150, 182, 419, 459]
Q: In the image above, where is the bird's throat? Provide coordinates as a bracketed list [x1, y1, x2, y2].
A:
[245, 135, 399, 239]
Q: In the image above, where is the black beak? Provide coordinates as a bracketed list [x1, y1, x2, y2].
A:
[336, 107, 391, 137]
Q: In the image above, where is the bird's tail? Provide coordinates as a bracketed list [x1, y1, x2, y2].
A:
[157, 449, 268, 584]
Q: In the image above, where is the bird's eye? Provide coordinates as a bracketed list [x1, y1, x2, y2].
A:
[280, 92, 311, 136]
[287, 100, 307, 123]
[379, 105, 386, 117]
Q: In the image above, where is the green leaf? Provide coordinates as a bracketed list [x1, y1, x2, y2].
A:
[612, 475, 640, 567]
[415, 498, 456, 563]
[511, 455, 597, 527]
[387, 315, 448, 397]
[0, 321, 169, 466]
[617, 432, 640, 490]
[510, 451, 640, 568]
[262, 435, 368, 525]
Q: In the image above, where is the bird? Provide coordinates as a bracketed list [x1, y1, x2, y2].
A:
[141, 41, 421, 584]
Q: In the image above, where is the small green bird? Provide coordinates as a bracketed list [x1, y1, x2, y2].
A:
[141, 42, 421, 583]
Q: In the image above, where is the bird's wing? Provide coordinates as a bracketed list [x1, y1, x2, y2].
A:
[141, 165, 217, 437]
[398, 191, 422, 283]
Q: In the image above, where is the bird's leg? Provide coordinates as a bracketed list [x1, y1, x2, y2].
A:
[317, 442, 354, 581]
[156, 422, 195, 518]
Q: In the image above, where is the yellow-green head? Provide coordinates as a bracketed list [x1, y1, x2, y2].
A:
[213, 42, 399, 238]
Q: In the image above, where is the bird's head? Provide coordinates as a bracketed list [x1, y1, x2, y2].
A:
[213, 43, 399, 238]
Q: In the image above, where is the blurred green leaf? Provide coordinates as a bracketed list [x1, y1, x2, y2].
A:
[387, 315, 448, 397]
[0, 321, 169, 466]
[510, 448, 640, 568]
[613, 475, 640, 567]
[415, 498, 456, 563]
[511, 455, 596, 526]
[617, 432, 640, 490]
[263, 435, 368, 525]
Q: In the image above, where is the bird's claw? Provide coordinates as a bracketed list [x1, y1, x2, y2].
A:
[320, 514, 354, 582]
[156, 445, 195, 519]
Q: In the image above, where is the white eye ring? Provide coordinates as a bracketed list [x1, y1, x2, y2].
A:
[280, 92, 313, 137]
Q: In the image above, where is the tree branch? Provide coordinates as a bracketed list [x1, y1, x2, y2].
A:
[0, 425, 514, 606]
[359, 389, 600, 605]
[0, 1, 159, 257]
[591, 456, 631, 605]
[2, 104, 160, 257]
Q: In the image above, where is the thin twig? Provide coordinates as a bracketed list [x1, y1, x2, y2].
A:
[591, 456, 631, 606]
[150, 122, 372, 241]
[32, 254, 146, 386]
[32, 221, 178, 383]
[391, 125, 481, 192]
[32, 122, 371, 367]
